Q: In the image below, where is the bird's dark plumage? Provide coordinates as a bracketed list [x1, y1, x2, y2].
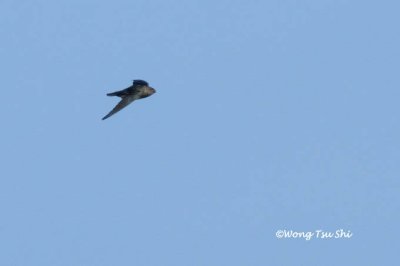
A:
[132, 79, 149, 86]
[102, 80, 156, 120]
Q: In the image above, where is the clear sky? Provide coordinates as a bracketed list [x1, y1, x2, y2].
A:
[1, 0, 399, 265]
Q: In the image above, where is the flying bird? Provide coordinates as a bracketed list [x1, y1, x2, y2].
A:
[102, 80, 156, 120]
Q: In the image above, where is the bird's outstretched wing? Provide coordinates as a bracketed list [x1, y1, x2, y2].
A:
[102, 97, 135, 120]
[106, 87, 135, 97]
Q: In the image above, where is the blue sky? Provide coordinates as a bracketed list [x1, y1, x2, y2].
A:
[1, 0, 399, 265]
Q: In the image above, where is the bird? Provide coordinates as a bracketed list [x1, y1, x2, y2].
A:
[102, 80, 156, 120]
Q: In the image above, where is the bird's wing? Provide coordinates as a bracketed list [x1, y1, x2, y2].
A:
[107, 87, 136, 97]
[102, 97, 135, 120]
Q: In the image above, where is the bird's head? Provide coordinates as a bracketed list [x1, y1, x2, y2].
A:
[145, 86, 156, 96]
[133, 79, 156, 97]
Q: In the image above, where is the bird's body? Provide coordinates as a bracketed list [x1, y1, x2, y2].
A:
[102, 80, 156, 120]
